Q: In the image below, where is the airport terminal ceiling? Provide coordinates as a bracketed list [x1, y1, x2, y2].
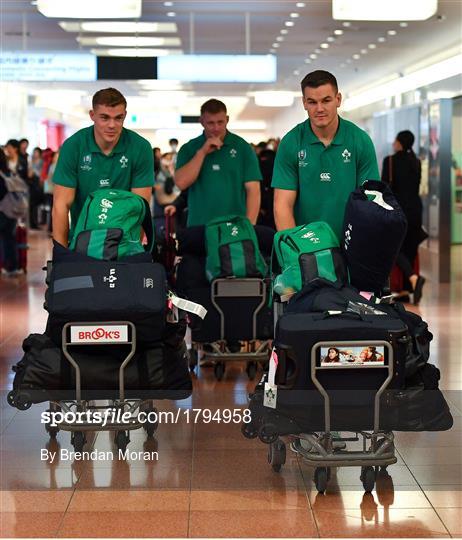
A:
[1, 0, 461, 123]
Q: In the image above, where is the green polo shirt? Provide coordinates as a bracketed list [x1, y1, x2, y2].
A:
[176, 131, 261, 227]
[53, 126, 154, 238]
[272, 117, 379, 238]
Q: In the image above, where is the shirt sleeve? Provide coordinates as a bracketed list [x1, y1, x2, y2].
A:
[175, 142, 195, 170]
[356, 131, 380, 186]
[131, 138, 154, 188]
[52, 137, 79, 188]
[243, 143, 262, 183]
[271, 132, 299, 190]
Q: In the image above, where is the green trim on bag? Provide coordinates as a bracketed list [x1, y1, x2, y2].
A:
[316, 249, 337, 282]
[87, 229, 107, 260]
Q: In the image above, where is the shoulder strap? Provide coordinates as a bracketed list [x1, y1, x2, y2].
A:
[389, 155, 393, 186]
[141, 198, 155, 253]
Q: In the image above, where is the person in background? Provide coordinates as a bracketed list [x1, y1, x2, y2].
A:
[169, 138, 179, 166]
[44, 150, 58, 234]
[257, 144, 276, 229]
[30, 147, 43, 179]
[175, 98, 261, 227]
[272, 70, 379, 237]
[52, 87, 154, 246]
[4, 139, 28, 181]
[27, 146, 44, 230]
[0, 148, 20, 276]
[153, 147, 161, 177]
[382, 130, 426, 304]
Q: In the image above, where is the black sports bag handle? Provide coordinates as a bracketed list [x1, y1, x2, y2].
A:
[314, 310, 372, 323]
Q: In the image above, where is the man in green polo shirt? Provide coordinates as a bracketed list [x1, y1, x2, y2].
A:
[174, 98, 261, 227]
[272, 70, 379, 237]
[52, 87, 154, 246]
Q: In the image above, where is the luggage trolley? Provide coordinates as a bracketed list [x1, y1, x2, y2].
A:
[189, 277, 273, 381]
[45, 321, 158, 453]
[263, 339, 397, 493]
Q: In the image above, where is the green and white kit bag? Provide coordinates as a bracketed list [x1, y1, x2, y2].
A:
[205, 215, 267, 282]
[272, 221, 348, 295]
[69, 188, 154, 260]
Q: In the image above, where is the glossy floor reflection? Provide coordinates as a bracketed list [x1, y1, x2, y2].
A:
[0, 231, 461, 538]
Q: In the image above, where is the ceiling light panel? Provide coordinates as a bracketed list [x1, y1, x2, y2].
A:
[91, 48, 181, 57]
[59, 21, 177, 33]
[37, 0, 141, 18]
[333, 0, 437, 20]
[78, 36, 181, 46]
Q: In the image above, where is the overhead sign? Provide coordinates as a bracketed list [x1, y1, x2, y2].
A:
[0, 53, 97, 81]
[158, 54, 277, 83]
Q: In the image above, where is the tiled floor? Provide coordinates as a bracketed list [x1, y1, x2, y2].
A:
[0, 230, 461, 538]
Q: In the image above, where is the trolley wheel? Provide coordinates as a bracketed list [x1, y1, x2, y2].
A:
[314, 467, 329, 493]
[115, 430, 130, 453]
[258, 423, 278, 445]
[241, 422, 258, 439]
[214, 362, 225, 381]
[143, 407, 159, 438]
[71, 431, 86, 453]
[361, 466, 376, 493]
[15, 393, 32, 411]
[188, 349, 198, 372]
[268, 439, 286, 472]
[246, 361, 257, 381]
[7, 391, 16, 407]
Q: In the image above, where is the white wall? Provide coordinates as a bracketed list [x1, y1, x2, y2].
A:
[0, 83, 28, 143]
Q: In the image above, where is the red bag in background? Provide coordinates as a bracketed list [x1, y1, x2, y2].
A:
[390, 255, 419, 292]
[16, 222, 28, 273]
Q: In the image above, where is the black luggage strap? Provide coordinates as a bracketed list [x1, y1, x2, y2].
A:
[314, 310, 372, 323]
[141, 198, 155, 253]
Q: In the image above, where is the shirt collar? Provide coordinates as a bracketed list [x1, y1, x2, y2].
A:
[305, 116, 345, 146]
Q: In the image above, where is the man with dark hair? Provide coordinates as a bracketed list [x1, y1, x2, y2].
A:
[272, 70, 379, 236]
[174, 98, 261, 226]
[52, 87, 154, 246]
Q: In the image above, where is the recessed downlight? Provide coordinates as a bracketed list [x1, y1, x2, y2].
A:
[310, 53, 317, 59]
[320, 43, 329, 49]
[327, 36, 335, 42]
[342, 21, 351, 27]
[387, 29, 397, 35]
[276, 36, 284, 41]
[296, 2, 306, 7]
[304, 58, 311, 63]
[315, 48, 321, 53]
[378, 36, 386, 42]
[399, 22, 408, 27]
[368, 43, 377, 49]
[166, 11, 176, 17]
[360, 49, 367, 54]
[334, 29, 344, 35]
[290, 12, 300, 18]
[272, 42, 280, 47]
[352, 53, 360, 59]
[280, 29, 288, 34]
[285, 20, 295, 26]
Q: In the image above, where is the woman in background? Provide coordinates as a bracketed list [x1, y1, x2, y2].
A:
[382, 130, 426, 304]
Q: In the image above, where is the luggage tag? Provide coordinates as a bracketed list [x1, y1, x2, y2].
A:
[167, 291, 207, 320]
[264, 348, 278, 409]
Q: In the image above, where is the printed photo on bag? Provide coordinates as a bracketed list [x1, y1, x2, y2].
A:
[320, 345, 385, 367]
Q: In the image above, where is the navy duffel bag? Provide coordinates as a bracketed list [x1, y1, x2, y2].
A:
[342, 180, 407, 293]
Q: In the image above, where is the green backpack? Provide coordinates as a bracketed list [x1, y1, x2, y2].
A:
[205, 215, 267, 282]
[272, 221, 348, 295]
[69, 188, 154, 260]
